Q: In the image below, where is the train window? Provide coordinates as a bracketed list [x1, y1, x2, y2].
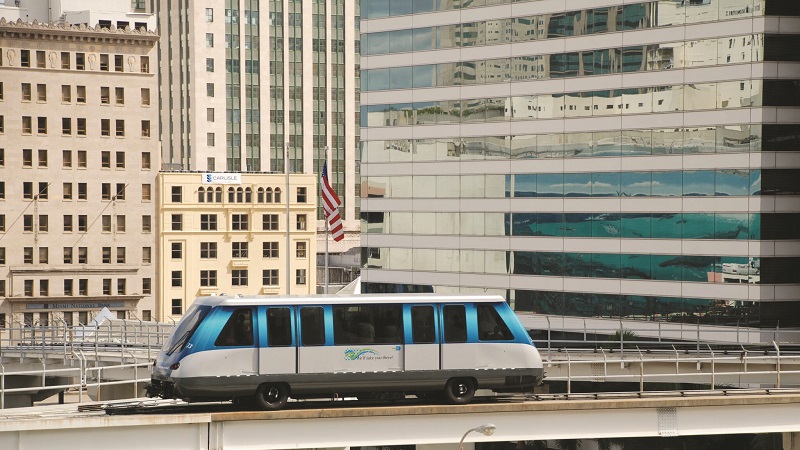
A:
[443, 305, 467, 343]
[267, 307, 292, 347]
[476, 304, 512, 341]
[214, 308, 254, 347]
[300, 307, 325, 346]
[333, 305, 403, 345]
[411, 306, 435, 344]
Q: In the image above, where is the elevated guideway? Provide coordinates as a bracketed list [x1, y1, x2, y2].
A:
[2, 392, 800, 449]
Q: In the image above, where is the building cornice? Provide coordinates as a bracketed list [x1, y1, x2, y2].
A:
[0, 18, 158, 45]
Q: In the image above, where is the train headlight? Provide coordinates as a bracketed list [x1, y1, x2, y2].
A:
[170, 362, 180, 370]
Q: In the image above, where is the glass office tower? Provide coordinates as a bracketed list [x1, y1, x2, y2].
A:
[359, 0, 800, 327]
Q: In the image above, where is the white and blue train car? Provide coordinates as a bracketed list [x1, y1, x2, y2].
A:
[148, 294, 544, 410]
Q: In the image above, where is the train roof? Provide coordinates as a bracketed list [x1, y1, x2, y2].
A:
[192, 293, 506, 307]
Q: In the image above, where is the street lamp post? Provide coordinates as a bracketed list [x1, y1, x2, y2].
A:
[458, 424, 497, 450]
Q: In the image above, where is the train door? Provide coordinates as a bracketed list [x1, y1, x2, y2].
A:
[404, 305, 440, 371]
[440, 304, 477, 369]
[258, 306, 296, 375]
[296, 306, 328, 373]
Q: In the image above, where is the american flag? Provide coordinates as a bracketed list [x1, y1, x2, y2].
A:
[321, 161, 344, 242]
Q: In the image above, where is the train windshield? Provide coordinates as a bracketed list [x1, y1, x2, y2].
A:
[163, 304, 212, 355]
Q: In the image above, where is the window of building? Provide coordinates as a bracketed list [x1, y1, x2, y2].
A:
[78, 248, 87, 264]
[232, 269, 248, 286]
[117, 215, 126, 232]
[38, 279, 48, 296]
[38, 149, 48, 167]
[171, 242, 182, 259]
[23, 247, 33, 264]
[63, 247, 73, 264]
[117, 279, 126, 295]
[63, 183, 73, 200]
[297, 186, 307, 203]
[39, 214, 48, 231]
[207, 108, 215, 122]
[171, 214, 183, 231]
[142, 183, 151, 201]
[23, 214, 34, 232]
[142, 152, 151, 169]
[296, 241, 307, 258]
[232, 214, 249, 231]
[101, 119, 110, 136]
[77, 118, 86, 136]
[115, 119, 125, 137]
[171, 271, 182, 287]
[77, 183, 87, 199]
[103, 278, 112, 295]
[206, 8, 214, 22]
[62, 117, 72, 135]
[36, 84, 46, 102]
[101, 151, 111, 168]
[207, 83, 214, 97]
[78, 215, 87, 232]
[22, 116, 32, 134]
[62, 150, 72, 168]
[116, 247, 126, 264]
[296, 269, 307, 285]
[200, 214, 218, 231]
[77, 151, 87, 168]
[141, 120, 150, 137]
[102, 247, 111, 263]
[24, 280, 33, 296]
[76, 85, 86, 103]
[200, 242, 217, 259]
[206, 33, 214, 48]
[206, 58, 214, 72]
[116, 183, 126, 200]
[263, 214, 279, 230]
[21, 83, 31, 101]
[0, 215, 4, 232]
[100, 54, 109, 71]
[63, 214, 73, 232]
[201, 270, 217, 287]
[143, 246, 151, 264]
[142, 215, 152, 232]
[37, 117, 47, 134]
[116, 151, 125, 168]
[101, 86, 110, 104]
[114, 54, 123, 72]
[115, 87, 124, 105]
[207, 133, 215, 146]
[102, 183, 112, 200]
[140, 56, 150, 73]
[36, 50, 45, 68]
[79, 279, 88, 296]
[143, 278, 151, 295]
[0, 248, 4, 265]
[0, 149, 4, 167]
[263, 269, 278, 286]
[172, 299, 183, 315]
[263, 241, 278, 258]
[23, 149, 32, 167]
[141, 88, 150, 106]
[61, 85, 71, 102]
[61, 52, 70, 69]
[296, 214, 307, 230]
[232, 242, 248, 258]
[64, 279, 73, 296]
[19, 50, 29, 67]
[76, 53, 85, 70]
[171, 186, 182, 202]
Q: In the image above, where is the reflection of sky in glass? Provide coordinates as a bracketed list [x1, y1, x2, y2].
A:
[682, 170, 714, 196]
[537, 174, 563, 197]
[716, 170, 749, 196]
[413, 65, 436, 88]
[621, 172, 651, 196]
[652, 172, 682, 196]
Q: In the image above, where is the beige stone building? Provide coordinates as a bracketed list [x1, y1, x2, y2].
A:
[157, 172, 317, 322]
[0, 20, 159, 327]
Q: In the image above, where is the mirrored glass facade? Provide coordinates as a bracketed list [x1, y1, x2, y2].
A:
[360, 0, 800, 327]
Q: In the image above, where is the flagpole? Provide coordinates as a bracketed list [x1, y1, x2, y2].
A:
[285, 143, 291, 296]
[324, 146, 329, 294]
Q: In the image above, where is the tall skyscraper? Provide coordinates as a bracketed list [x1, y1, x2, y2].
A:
[359, 0, 800, 328]
[157, 1, 361, 253]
